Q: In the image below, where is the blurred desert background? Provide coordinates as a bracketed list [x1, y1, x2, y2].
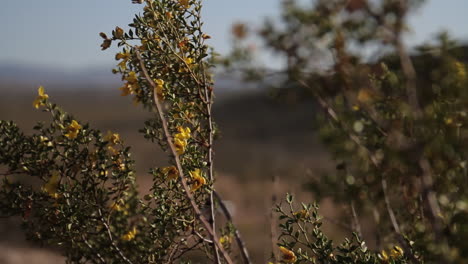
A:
[2, 0, 468, 263]
[0, 72, 341, 263]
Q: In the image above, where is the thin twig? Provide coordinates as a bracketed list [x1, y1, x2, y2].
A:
[350, 201, 363, 238]
[135, 49, 234, 264]
[81, 234, 106, 264]
[98, 209, 134, 264]
[214, 190, 253, 264]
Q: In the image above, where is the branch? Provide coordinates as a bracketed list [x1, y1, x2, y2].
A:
[134, 49, 234, 264]
[81, 234, 107, 264]
[98, 209, 134, 264]
[350, 201, 363, 238]
[214, 190, 253, 264]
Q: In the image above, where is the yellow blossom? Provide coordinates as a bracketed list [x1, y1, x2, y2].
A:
[161, 166, 178, 180]
[357, 88, 379, 104]
[219, 235, 231, 246]
[115, 51, 130, 71]
[126, 71, 138, 84]
[119, 83, 135, 96]
[175, 126, 191, 140]
[42, 171, 61, 198]
[184, 57, 194, 65]
[154, 78, 165, 100]
[114, 45, 130, 70]
[445, 117, 454, 125]
[174, 137, 188, 155]
[294, 209, 309, 219]
[378, 250, 389, 262]
[119, 71, 139, 96]
[179, 57, 194, 73]
[115, 51, 130, 61]
[390, 246, 404, 259]
[189, 169, 206, 191]
[33, 86, 49, 109]
[279, 246, 297, 263]
[121, 227, 137, 241]
[110, 200, 129, 215]
[105, 131, 121, 145]
[165, 11, 173, 19]
[64, 120, 82, 139]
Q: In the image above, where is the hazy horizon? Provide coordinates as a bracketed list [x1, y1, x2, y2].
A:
[1, 0, 468, 72]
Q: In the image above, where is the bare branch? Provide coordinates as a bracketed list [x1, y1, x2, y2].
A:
[214, 190, 253, 264]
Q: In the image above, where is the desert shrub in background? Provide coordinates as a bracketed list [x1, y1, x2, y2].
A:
[226, 0, 468, 263]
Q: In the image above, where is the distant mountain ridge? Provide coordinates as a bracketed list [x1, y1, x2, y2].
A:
[0, 62, 258, 93]
[0, 62, 121, 88]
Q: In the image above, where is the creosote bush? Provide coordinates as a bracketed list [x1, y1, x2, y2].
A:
[1, 0, 468, 264]
[225, 0, 468, 263]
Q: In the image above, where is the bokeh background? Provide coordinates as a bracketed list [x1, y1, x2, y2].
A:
[1, 0, 467, 263]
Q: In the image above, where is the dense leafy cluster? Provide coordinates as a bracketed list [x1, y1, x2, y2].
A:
[0, 88, 140, 262]
[274, 195, 407, 264]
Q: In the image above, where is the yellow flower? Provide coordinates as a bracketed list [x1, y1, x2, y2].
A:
[294, 209, 309, 219]
[64, 120, 82, 139]
[390, 246, 404, 259]
[119, 71, 139, 96]
[116, 51, 131, 70]
[33, 86, 49, 109]
[179, 57, 194, 73]
[178, 0, 190, 9]
[126, 71, 138, 84]
[115, 51, 130, 61]
[219, 235, 231, 246]
[189, 169, 206, 191]
[184, 57, 194, 65]
[161, 166, 178, 180]
[119, 83, 134, 96]
[279, 246, 297, 263]
[165, 11, 173, 19]
[357, 88, 379, 104]
[121, 227, 137, 241]
[154, 78, 165, 100]
[175, 126, 191, 140]
[105, 131, 121, 145]
[110, 200, 129, 215]
[42, 171, 60, 198]
[378, 250, 389, 262]
[174, 137, 188, 155]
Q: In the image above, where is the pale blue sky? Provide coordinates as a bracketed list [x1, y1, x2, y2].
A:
[0, 0, 467, 70]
